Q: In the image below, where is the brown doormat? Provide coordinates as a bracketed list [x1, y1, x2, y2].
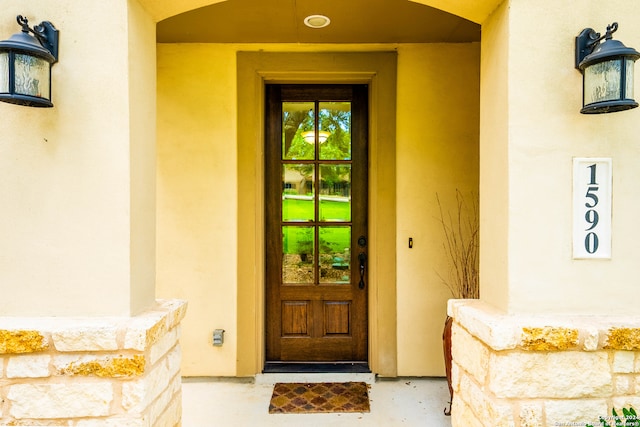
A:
[268, 382, 370, 414]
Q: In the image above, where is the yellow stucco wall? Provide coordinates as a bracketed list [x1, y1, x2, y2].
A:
[0, 0, 156, 316]
[156, 43, 479, 376]
[128, 0, 159, 316]
[397, 44, 480, 375]
[156, 44, 238, 375]
[478, 0, 510, 312]
[479, 0, 640, 315]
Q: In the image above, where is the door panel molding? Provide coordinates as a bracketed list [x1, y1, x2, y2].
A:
[237, 51, 397, 376]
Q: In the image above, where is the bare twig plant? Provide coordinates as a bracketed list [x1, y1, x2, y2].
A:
[436, 190, 479, 299]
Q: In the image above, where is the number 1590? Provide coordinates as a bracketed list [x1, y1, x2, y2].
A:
[584, 164, 599, 254]
[573, 158, 611, 259]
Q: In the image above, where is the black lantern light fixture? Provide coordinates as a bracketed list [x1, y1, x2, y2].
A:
[576, 22, 640, 114]
[0, 15, 59, 108]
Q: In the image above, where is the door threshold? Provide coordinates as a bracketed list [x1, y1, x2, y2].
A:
[256, 372, 376, 385]
[263, 362, 370, 374]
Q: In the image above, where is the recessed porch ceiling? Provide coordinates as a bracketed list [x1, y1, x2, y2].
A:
[156, 0, 480, 44]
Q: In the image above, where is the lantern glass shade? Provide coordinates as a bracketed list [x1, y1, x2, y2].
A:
[0, 49, 53, 107]
[584, 59, 623, 105]
[581, 58, 637, 113]
[14, 53, 50, 98]
[0, 52, 8, 93]
[626, 59, 634, 100]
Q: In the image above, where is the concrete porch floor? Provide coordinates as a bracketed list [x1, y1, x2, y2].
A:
[181, 374, 453, 426]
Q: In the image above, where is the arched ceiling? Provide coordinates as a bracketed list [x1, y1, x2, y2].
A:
[156, 0, 481, 44]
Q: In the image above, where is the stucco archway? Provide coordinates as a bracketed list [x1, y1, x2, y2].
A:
[154, 0, 481, 378]
[139, 0, 501, 23]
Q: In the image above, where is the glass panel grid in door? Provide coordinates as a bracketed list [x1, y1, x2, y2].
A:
[319, 226, 351, 284]
[320, 164, 351, 222]
[281, 99, 353, 286]
[319, 102, 352, 160]
[282, 164, 315, 222]
[282, 102, 314, 160]
[282, 225, 314, 284]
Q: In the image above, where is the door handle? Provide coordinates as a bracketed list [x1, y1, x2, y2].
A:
[358, 252, 367, 289]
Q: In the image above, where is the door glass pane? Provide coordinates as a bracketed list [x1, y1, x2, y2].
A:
[319, 102, 351, 160]
[319, 164, 351, 222]
[282, 226, 314, 284]
[283, 164, 315, 222]
[319, 226, 351, 284]
[283, 102, 314, 160]
[15, 54, 50, 99]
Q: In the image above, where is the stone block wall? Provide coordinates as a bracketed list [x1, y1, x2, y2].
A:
[449, 299, 640, 427]
[0, 299, 187, 426]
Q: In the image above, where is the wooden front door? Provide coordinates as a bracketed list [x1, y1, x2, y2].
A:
[265, 84, 368, 367]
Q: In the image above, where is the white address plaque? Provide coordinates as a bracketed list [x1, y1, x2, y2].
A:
[573, 158, 612, 259]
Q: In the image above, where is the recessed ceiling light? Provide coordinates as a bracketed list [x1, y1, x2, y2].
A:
[304, 15, 331, 29]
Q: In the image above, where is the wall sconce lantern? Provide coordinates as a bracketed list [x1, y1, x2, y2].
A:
[0, 15, 59, 108]
[576, 22, 640, 114]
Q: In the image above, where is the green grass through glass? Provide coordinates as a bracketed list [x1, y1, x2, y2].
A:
[320, 226, 351, 255]
[282, 198, 314, 221]
[283, 198, 350, 222]
[282, 199, 351, 254]
[320, 199, 351, 221]
[282, 225, 351, 254]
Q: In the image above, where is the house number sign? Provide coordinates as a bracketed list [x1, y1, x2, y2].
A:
[573, 158, 612, 259]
